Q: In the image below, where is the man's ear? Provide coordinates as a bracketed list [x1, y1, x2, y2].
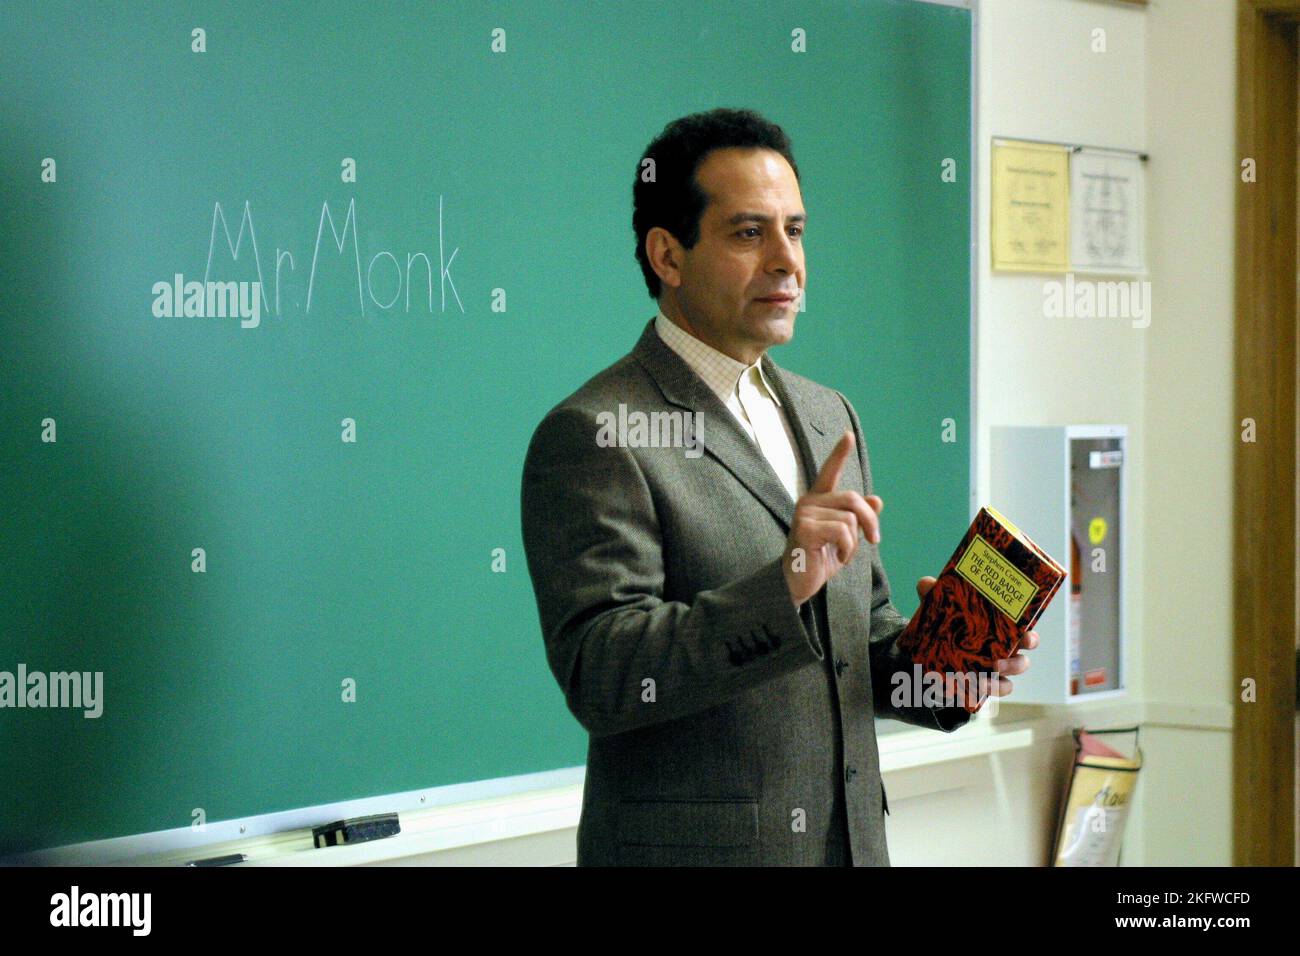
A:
[646, 227, 683, 292]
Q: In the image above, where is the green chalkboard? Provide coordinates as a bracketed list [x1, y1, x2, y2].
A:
[0, 0, 970, 855]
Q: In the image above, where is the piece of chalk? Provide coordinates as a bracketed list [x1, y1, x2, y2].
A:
[185, 853, 247, 867]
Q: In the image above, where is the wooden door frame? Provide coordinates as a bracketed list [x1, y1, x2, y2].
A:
[1235, 0, 1300, 867]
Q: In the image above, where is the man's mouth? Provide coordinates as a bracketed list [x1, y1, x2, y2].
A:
[756, 292, 798, 303]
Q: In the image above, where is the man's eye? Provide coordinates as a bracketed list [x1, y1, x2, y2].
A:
[736, 227, 803, 239]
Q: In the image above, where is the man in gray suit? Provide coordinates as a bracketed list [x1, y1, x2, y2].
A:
[521, 108, 1036, 866]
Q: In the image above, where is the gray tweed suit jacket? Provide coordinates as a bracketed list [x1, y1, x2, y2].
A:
[521, 317, 970, 866]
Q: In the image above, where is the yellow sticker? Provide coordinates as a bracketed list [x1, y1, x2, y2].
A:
[954, 534, 1039, 622]
[1088, 517, 1107, 545]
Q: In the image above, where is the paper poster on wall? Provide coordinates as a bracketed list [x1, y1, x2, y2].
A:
[991, 139, 1070, 272]
[1069, 148, 1145, 274]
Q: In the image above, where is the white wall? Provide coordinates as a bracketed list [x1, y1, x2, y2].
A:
[1137, 0, 1237, 866]
[884, 0, 1236, 867]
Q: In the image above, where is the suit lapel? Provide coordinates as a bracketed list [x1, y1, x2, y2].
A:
[760, 350, 832, 496]
[631, 318, 833, 532]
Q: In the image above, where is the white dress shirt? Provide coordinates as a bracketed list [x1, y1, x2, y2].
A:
[654, 310, 808, 502]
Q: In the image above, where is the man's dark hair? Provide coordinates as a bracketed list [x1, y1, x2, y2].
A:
[632, 108, 800, 300]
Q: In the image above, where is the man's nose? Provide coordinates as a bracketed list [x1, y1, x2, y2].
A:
[766, 232, 800, 273]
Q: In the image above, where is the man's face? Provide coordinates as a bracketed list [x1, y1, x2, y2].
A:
[654, 147, 806, 365]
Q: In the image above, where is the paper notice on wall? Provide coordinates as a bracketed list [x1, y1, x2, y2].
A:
[991, 139, 1070, 272]
[1069, 148, 1145, 274]
[1057, 796, 1132, 866]
[1052, 728, 1142, 867]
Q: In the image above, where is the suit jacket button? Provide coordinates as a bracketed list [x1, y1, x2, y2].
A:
[834, 658, 848, 676]
[845, 766, 857, 782]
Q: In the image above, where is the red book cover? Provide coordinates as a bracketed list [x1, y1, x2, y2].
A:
[894, 505, 1066, 713]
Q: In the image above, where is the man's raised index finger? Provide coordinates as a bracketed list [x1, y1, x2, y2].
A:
[812, 429, 855, 494]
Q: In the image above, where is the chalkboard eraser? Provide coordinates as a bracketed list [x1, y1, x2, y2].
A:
[312, 812, 401, 848]
[185, 853, 247, 867]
